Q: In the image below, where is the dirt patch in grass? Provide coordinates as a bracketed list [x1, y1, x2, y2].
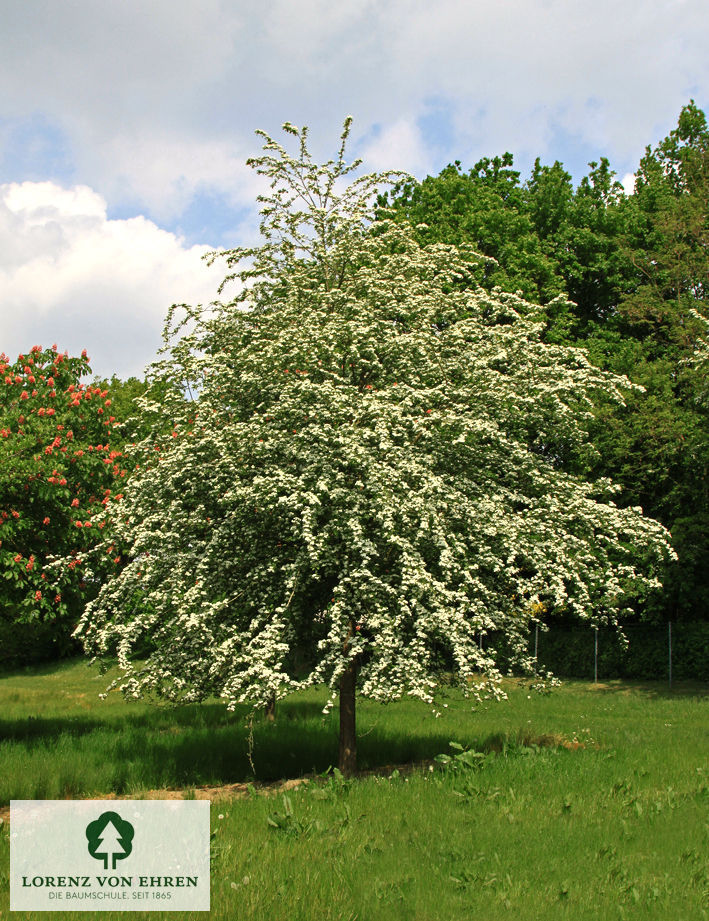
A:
[0, 761, 437, 828]
[0, 775, 313, 829]
[0, 731, 583, 828]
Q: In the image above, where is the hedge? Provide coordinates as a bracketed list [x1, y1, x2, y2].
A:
[0, 611, 80, 673]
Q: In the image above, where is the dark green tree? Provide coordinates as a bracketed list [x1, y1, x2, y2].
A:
[384, 101, 709, 622]
[588, 102, 709, 619]
[381, 154, 565, 305]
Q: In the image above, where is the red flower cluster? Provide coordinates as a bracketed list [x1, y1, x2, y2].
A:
[0, 344, 126, 618]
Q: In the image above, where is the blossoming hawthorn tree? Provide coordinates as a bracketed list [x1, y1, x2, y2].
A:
[0, 345, 129, 657]
[76, 120, 674, 775]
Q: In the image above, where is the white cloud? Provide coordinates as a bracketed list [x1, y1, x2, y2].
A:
[620, 173, 636, 196]
[0, 181, 225, 379]
[100, 132, 268, 226]
[2, 0, 707, 221]
[1, 0, 707, 371]
[359, 119, 433, 177]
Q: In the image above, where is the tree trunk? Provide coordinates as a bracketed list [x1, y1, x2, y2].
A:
[264, 693, 276, 722]
[338, 659, 358, 776]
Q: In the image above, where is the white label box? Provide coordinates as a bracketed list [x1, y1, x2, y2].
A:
[10, 800, 210, 912]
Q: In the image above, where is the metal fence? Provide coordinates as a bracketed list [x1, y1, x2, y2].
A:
[511, 622, 709, 684]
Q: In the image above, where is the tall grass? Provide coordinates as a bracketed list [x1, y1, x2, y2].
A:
[0, 659, 707, 920]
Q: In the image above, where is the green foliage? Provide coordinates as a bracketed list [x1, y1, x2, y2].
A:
[0, 346, 133, 664]
[588, 103, 709, 621]
[619, 100, 709, 342]
[266, 794, 314, 837]
[381, 154, 566, 305]
[434, 740, 488, 773]
[94, 376, 151, 442]
[549, 158, 634, 329]
[382, 151, 635, 332]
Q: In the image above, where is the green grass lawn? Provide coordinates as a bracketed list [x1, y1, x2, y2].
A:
[0, 658, 707, 920]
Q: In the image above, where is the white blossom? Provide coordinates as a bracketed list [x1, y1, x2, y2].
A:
[75, 120, 674, 710]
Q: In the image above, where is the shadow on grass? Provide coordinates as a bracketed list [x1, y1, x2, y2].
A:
[0, 699, 328, 744]
[1, 659, 622, 802]
[0, 656, 89, 680]
[0, 694, 508, 798]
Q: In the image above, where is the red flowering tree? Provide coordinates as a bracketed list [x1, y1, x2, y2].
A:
[0, 344, 130, 662]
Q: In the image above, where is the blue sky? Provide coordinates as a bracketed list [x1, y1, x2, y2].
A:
[1, 0, 707, 378]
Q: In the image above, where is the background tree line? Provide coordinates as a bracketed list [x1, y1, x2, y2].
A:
[381, 100, 709, 625]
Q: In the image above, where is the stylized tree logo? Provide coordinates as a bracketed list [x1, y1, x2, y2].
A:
[85, 811, 134, 870]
